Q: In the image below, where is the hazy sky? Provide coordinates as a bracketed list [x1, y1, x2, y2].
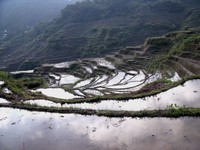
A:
[0, 0, 82, 31]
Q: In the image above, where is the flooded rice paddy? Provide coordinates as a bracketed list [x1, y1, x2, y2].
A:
[0, 98, 9, 104]
[27, 80, 200, 111]
[59, 74, 80, 85]
[0, 56, 199, 150]
[35, 88, 81, 99]
[63, 79, 200, 110]
[0, 108, 199, 150]
[35, 57, 182, 99]
[10, 70, 34, 74]
[40, 70, 164, 99]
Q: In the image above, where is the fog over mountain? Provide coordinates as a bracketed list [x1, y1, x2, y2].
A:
[0, 0, 82, 33]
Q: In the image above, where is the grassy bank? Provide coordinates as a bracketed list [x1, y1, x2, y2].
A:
[0, 102, 200, 118]
[0, 71, 46, 100]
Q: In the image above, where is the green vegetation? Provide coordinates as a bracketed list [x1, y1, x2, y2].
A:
[184, 11, 200, 28]
[0, 71, 45, 99]
[19, 77, 45, 89]
[1, 0, 200, 70]
[0, 102, 200, 118]
[0, 71, 27, 97]
[10, 28, 199, 106]
[151, 1, 184, 13]
[146, 30, 200, 77]
[81, 24, 174, 57]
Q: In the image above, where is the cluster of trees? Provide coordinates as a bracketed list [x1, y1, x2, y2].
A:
[61, 0, 136, 22]
[60, 0, 185, 22]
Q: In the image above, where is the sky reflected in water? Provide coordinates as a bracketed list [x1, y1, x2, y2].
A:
[0, 108, 200, 150]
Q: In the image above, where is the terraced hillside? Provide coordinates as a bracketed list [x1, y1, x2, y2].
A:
[1, 0, 200, 70]
[30, 28, 200, 99]
[0, 29, 200, 117]
[1, 1, 200, 149]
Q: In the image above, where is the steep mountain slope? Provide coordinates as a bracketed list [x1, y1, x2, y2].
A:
[32, 28, 200, 100]
[35, 28, 200, 79]
[2, 28, 200, 103]
[0, 0, 200, 71]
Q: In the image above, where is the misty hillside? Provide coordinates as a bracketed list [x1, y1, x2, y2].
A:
[0, 0, 82, 35]
[0, 0, 200, 70]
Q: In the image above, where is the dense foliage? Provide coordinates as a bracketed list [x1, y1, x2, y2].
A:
[0, 0, 200, 70]
[0, 71, 44, 98]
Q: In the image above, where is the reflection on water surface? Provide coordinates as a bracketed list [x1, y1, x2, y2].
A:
[0, 108, 200, 150]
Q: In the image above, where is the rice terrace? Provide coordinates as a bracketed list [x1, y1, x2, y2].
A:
[0, 0, 200, 149]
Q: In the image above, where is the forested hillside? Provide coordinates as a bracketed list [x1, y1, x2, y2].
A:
[0, 0, 200, 70]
